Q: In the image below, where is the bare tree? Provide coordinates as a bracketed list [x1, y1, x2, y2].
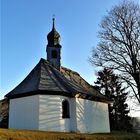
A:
[90, 0, 140, 103]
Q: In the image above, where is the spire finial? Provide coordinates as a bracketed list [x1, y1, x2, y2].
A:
[52, 15, 55, 29]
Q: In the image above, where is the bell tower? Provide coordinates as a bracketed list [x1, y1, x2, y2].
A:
[46, 18, 62, 70]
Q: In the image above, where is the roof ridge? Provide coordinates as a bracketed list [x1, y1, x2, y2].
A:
[49, 65, 89, 94]
[41, 60, 66, 91]
[61, 65, 105, 97]
[61, 66, 80, 76]
[37, 59, 44, 89]
[61, 66, 93, 89]
[49, 66, 75, 93]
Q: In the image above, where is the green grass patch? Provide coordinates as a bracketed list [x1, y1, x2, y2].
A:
[0, 128, 139, 140]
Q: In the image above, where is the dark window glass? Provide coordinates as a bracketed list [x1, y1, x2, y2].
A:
[62, 100, 70, 118]
[51, 50, 57, 58]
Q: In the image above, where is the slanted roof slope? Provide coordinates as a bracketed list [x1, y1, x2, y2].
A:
[5, 58, 110, 103]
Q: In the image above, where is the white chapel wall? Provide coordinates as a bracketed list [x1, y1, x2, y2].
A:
[9, 94, 110, 133]
[9, 95, 39, 130]
[69, 98, 77, 132]
[76, 98, 110, 133]
[38, 95, 73, 132]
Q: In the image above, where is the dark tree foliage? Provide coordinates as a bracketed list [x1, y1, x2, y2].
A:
[95, 68, 132, 131]
[90, 0, 140, 103]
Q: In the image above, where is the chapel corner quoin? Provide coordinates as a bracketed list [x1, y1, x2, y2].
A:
[5, 18, 111, 133]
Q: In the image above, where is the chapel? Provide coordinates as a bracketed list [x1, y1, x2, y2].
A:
[5, 19, 111, 133]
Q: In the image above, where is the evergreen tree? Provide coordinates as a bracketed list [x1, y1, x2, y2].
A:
[95, 68, 132, 131]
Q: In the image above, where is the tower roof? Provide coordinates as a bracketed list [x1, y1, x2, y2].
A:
[47, 18, 60, 46]
[5, 58, 111, 103]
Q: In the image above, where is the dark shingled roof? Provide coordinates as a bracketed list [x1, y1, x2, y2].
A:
[5, 58, 111, 103]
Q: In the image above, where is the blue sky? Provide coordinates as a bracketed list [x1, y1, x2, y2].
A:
[1, 0, 140, 99]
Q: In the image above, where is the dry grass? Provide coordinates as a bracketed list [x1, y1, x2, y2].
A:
[0, 128, 140, 140]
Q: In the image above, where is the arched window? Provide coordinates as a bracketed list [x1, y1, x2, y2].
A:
[62, 100, 70, 118]
[51, 50, 57, 58]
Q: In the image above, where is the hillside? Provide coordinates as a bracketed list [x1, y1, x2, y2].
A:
[0, 99, 8, 128]
[0, 128, 140, 140]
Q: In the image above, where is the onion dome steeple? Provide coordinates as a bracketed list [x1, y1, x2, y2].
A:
[46, 18, 62, 70]
[47, 18, 61, 46]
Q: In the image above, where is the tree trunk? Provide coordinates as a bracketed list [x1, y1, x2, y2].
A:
[133, 72, 140, 103]
[138, 85, 140, 104]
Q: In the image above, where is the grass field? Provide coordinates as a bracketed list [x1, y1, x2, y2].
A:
[0, 128, 140, 140]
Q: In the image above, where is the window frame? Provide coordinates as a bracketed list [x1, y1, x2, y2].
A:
[62, 99, 70, 119]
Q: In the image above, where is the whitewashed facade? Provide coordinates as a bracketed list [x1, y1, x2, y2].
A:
[9, 95, 39, 130]
[9, 95, 110, 133]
